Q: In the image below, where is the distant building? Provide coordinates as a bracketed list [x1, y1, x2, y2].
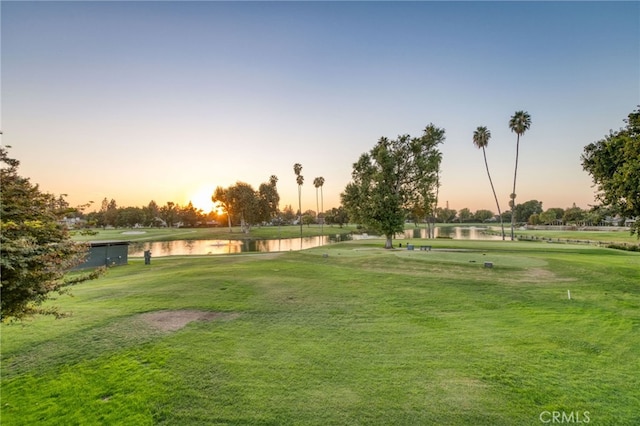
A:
[75, 241, 129, 269]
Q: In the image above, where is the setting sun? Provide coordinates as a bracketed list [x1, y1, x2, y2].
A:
[188, 186, 215, 213]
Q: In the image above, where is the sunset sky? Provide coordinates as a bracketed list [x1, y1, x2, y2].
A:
[2, 1, 638, 215]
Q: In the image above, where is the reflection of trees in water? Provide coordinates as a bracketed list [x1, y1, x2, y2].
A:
[122, 229, 504, 257]
[161, 241, 173, 255]
[401, 226, 502, 240]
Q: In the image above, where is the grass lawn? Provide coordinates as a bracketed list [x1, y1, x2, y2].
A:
[2, 240, 639, 425]
[512, 229, 639, 246]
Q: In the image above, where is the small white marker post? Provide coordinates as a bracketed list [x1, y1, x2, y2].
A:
[567, 290, 571, 300]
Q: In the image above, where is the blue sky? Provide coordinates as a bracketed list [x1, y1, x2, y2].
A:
[2, 1, 638, 214]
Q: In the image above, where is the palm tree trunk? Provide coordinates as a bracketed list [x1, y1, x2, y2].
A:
[320, 186, 324, 236]
[315, 188, 319, 227]
[432, 172, 440, 239]
[483, 147, 505, 240]
[298, 185, 302, 239]
[511, 134, 520, 241]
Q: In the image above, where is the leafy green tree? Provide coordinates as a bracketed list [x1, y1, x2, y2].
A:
[342, 124, 444, 248]
[583, 208, 605, 227]
[324, 207, 349, 227]
[563, 204, 586, 225]
[258, 175, 280, 224]
[473, 126, 505, 239]
[1, 147, 102, 321]
[435, 207, 457, 223]
[179, 202, 202, 227]
[227, 182, 260, 233]
[528, 213, 541, 225]
[143, 200, 160, 227]
[104, 199, 118, 227]
[538, 209, 557, 225]
[540, 207, 565, 225]
[281, 204, 296, 224]
[302, 213, 315, 227]
[116, 206, 144, 227]
[581, 107, 640, 236]
[213, 186, 233, 232]
[406, 126, 444, 238]
[513, 199, 543, 224]
[217, 177, 280, 233]
[473, 209, 495, 223]
[458, 208, 473, 223]
[159, 201, 178, 227]
[508, 110, 532, 240]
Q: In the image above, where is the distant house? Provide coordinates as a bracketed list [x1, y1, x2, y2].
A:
[75, 241, 129, 269]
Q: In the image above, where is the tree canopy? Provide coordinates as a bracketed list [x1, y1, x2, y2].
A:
[341, 124, 444, 248]
[212, 177, 280, 233]
[1, 147, 102, 321]
[581, 107, 640, 236]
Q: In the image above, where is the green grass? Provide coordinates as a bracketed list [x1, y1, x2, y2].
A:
[2, 240, 639, 424]
[513, 229, 639, 245]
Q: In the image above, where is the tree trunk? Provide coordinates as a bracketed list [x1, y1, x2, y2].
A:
[385, 235, 394, 249]
[511, 134, 520, 241]
[320, 186, 324, 236]
[298, 186, 302, 239]
[315, 188, 319, 226]
[483, 147, 505, 240]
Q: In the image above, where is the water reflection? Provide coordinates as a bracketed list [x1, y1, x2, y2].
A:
[129, 227, 500, 257]
[129, 234, 355, 257]
[401, 226, 503, 241]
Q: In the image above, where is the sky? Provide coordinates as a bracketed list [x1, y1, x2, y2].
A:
[2, 1, 639, 215]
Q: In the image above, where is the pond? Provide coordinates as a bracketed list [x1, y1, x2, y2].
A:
[128, 226, 501, 257]
[402, 226, 504, 240]
[128, 234, 360, 257]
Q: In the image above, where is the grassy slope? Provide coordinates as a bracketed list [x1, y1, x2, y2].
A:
[2, 240, 639, 425]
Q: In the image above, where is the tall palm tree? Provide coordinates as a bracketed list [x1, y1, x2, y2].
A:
[473, 126, 505, 240]
[293, 163, 303, 238]
[313, 177, 325, 235]
[508, 110, 532, 240]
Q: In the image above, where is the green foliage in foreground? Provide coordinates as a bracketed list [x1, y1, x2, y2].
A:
[581, 107, 640, 236]
[2, 240, 639, 425]
[0, 147, 100, 321]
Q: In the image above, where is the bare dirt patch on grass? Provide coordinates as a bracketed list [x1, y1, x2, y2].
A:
[139, 310, 239, 332]
[514, 267, 577, 284]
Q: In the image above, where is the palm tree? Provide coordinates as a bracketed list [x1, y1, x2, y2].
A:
[473, 126, 505, 240]
[313, 177, 325, 235]
[293, 163, 303, 238]
[508, 111, 532, 240]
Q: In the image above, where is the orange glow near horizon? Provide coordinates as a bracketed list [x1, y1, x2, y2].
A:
[188, 186, 215, 213]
